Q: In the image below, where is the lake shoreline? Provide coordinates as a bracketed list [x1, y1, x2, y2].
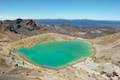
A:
[14, 40, 95, 70]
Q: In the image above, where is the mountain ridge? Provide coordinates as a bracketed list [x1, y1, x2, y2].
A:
[35, 19, 120, 27]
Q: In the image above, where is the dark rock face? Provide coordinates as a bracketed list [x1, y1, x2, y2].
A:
[0, 21, 3, 30]
[16, 19, 23, 24]
[25, 19, 37, 31]
[1, 19, 39, 35]
[0, 21, 3, 25]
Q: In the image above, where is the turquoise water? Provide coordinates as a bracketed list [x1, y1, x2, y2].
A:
[16, 41, 93, 68]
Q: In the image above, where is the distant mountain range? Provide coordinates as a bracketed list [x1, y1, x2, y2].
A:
[35, 19, 120, 27]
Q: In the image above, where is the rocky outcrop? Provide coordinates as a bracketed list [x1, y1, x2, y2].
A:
[0, 19, 39, 35]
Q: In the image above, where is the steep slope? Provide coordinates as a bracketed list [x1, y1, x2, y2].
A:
[8, 33, 81, 49]
[91, 32, 120, 64]
[92, 32, 120, 45]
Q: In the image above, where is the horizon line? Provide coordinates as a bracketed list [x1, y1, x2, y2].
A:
[0, 18, 120, 21]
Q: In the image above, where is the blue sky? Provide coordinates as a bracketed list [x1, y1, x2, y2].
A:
[0, 0, 120, 20]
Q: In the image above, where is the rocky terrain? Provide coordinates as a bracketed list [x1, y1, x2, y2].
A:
[0, 19, 120, 80]
[0, 19, 120, 39]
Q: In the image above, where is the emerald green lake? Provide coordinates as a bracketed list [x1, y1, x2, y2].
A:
[16, 41, 93, 68]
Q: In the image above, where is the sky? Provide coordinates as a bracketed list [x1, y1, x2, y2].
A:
[0, 0, 120, 20]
